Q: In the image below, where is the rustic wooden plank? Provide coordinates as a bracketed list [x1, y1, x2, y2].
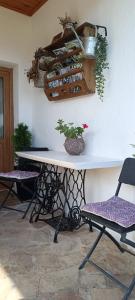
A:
[0, 0, 48, 16]
[44, 79, 93, 101]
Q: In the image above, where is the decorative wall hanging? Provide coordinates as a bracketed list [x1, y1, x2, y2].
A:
[27, 16, 108, 101]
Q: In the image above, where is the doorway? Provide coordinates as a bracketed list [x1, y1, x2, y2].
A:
[0, 67, 13, 171]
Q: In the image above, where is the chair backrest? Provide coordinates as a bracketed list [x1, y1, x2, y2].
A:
[118, 158, 135, 186]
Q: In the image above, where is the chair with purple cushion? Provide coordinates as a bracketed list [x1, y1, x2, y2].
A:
[0, 170, 39, 218]
[79, 158, 135, 300]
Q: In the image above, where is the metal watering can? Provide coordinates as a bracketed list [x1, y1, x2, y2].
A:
[81, 32, 97, 58]
[65, 23, 107, 59]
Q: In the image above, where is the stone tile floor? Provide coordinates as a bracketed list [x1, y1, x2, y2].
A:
[0, 206, 135, 300]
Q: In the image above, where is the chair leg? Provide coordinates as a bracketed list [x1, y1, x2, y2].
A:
[79, 224, 135, 299]
[22, 191, 36, 219]
[91, 221, 125, 253]
[0, 183, 14, 210]
[122, 276, 135, 300]
[89, 221, 93, 232]
[0, 181, 27, 208]
[79, 226, 105, 270]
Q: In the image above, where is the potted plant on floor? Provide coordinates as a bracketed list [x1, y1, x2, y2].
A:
[55, 119, 88, 155]
[12, 122, 32, 152]
[12, 122, 32, 165]
[12, 123, 33, 200]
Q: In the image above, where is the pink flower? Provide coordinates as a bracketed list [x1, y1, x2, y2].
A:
[82, 123, 88, 129]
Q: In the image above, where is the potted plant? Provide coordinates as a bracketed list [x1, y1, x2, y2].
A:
[55, 119, 88, 155]
[80, 26, 109, 100]
[12, 123, 33, 200]
[12, 122, 33, 169]
[12, 122, 32, 152]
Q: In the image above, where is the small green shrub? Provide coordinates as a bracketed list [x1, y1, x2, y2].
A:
[12, 122, 32, 151]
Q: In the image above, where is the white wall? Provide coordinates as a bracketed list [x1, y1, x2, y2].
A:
[1, 1, 135, 205]
[30, 0, 135, 205]
[0, 7, 33, 128]
[31, 0, 135, 158]
[0, 0, 135, 241]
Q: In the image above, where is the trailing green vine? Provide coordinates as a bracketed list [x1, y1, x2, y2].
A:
[95, 33, 109, 101]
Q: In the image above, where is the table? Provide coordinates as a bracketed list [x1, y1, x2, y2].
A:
[16, 150, 122, 242]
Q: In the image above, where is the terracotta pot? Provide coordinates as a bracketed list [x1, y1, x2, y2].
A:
[64, 137, 85, 155]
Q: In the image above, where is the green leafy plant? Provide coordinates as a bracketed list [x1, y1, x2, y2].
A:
[95, 33, 109, 101]
[55, 119, 88, 139]
[12, 122, 32, 151]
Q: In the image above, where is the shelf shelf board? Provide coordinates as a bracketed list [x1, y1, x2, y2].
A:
[45, 22, 95, 51]
[46, 48, 82, 68]
[45, 79, 86, 92]
[46, 67, 83, 82]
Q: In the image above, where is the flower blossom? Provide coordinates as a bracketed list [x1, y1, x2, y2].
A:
[82, 124, 88, 129]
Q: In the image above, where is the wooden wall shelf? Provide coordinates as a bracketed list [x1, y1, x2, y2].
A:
[43, 22, 96, 101]
[44, 58, 95, 101]
[28, 22, 96, 101]
[28, 21, 108, 101]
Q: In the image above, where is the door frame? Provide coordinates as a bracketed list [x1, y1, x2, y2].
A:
[0, 67, 13, 171]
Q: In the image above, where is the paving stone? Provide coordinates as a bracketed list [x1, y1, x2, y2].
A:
[0, 210, 135, 299]
[90, 288, 123, 300]
[38, 289, 84, 300]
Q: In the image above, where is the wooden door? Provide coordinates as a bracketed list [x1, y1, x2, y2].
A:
[0, 67, 13, 172]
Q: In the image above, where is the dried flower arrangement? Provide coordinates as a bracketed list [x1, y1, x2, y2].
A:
[58, 14, 77, 30]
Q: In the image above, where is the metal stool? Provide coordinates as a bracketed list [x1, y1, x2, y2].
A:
[0, 170, 39, 218]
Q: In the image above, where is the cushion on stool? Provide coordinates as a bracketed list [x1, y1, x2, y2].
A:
[81, 196, 135, 228]
[0, 170, 39, 181]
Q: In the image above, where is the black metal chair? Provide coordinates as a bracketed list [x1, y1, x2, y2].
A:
[16, 147, 49, 201]
[79, 158, 135, 300]
[0, 170, 39, 218]
[0, 147, 49, 217]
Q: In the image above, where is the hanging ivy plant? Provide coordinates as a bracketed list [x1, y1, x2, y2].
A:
[95, 33, 109, 101]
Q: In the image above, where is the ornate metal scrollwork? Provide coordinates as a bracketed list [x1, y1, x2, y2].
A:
[30, 163, 87, 242]
[30, 165, 63, 222]
[68, 206, 81, 230]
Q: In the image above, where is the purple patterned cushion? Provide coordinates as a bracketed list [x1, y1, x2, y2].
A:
[81, 196, 135, 228]
[0, 170, 39, 180]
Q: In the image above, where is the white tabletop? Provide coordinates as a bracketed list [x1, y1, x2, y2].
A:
[16, 150, 123, 171]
